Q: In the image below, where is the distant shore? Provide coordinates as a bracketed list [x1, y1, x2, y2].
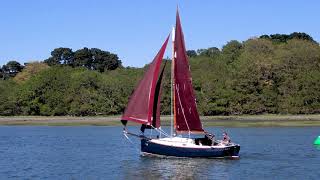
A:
[1, 114, 320, 127]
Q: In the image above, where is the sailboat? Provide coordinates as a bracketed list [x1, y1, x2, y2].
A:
[121, 10, 240, 158]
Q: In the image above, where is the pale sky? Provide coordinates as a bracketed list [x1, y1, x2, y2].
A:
[1, 0, 319, 67]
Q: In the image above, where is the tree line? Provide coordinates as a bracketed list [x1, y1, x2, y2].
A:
[0, 47, 122, 80]
[0, 32, 319, 116]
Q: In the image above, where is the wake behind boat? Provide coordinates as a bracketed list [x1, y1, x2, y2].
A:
[121, 9, 240, 158]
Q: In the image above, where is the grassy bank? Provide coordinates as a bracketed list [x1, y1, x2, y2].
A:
[1, 114, 320, 127]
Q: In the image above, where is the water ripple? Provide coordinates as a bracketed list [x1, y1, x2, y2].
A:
[0, 126, 319, 179]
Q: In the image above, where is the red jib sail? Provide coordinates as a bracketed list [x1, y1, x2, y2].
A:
[121, 36, 169, 128]
[174, 11, 204, 134]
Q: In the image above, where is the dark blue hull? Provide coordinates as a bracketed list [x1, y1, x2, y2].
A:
[141, 139, 240, 158]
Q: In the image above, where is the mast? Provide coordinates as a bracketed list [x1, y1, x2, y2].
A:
[171, 26, 175, 137]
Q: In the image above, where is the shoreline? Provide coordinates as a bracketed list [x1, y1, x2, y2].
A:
[1, 114, 320, 127]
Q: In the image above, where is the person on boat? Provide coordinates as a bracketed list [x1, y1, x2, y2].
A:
[208, 133, 216, 145]
[203, 132, 215, 146]
[222, 132, 231, 144]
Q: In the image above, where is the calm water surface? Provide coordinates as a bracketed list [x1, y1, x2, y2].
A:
[0, 126, 319, 179]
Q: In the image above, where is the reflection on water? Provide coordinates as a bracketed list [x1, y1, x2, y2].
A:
[122, 155, 234, 179]
[314, 145, 320, 150]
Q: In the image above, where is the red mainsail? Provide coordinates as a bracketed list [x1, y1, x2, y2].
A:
[121, 36, 169, 128]
[174, 11, 204, 134]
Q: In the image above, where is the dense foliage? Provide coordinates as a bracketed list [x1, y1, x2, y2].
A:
[0, 61, 24, 80]
[44, 47, 122, 72]
[0, 33, 319, 116]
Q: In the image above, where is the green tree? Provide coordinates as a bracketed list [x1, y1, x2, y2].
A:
[187, 50, 197, 57]
[0, 80, 18, 115]
[44, 47, 122, 72]
[73, 47, 92, 68]
[14, 62, 49, 83]
[0, 67, 4, 80]
[289, 32, 317, 43]
[221, 40, 243, 64]
[91, 48, 122, 72]
[197, 47, 220, 57]
[44, 47, 74, 66]
[230, 39, 277, 114]
[1, 33, 320, 116]
[73, 48, 122, 71]
[1, 61, 24, 79]
[67, 70, 101, 115]
[274, 39, 320, 113]
[260, 32, 317, 44]
[16, 66, 74, 115]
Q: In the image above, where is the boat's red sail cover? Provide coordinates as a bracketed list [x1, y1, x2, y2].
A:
[174, 12, 204, 133]
[121, 36, 169, 128]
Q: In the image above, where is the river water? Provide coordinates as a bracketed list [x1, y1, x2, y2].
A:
[0, 126, 319, 179]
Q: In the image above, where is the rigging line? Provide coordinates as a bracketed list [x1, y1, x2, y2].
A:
[158, 127, 164, 138]
[155, 128, 169, 137]
[151, 125, 170, 137]
[159, 126, 170, 137]
[176, 84, 191, 137]
[170, 70, 173, 137]
[158, 128, 169, 137]
[170, 58, 173, 137]
[123, 132, 140, 153]
[150, 128, 153, 138]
